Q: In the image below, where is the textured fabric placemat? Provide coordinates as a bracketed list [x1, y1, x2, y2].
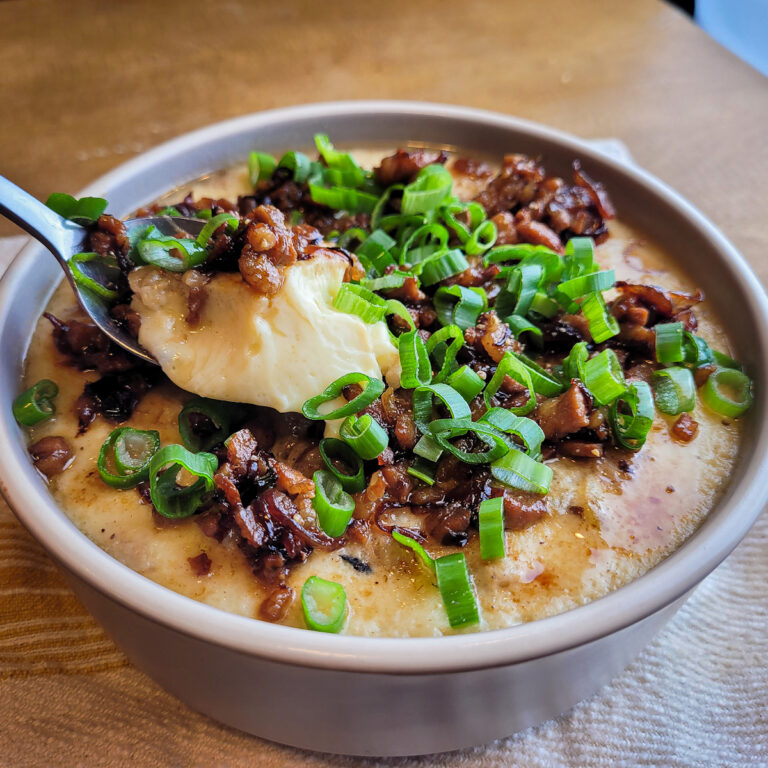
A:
[1, 156, 766, 766]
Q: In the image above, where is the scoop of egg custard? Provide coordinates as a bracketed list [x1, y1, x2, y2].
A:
[129, 205, 400, 413]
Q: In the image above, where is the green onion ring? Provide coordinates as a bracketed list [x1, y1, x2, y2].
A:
[148, 444, 217, 519]
[490, 448, 553, 495]
[425, 324, 465, 383]
[318, 438, 365, 493]
[434, 552, 480, 628]
[655, 322, 685, 364]
[446, 365, 485, 401]
[248, 151, 276, 185]
[301, 576, 347, 633]
[609, 382, 655, 451]
[412, 382, 472, 434]
[398, 330, 432, 388]
[700, 367, 753, 418]
[69, 252, 121, 301]
[302, 373, 385, 421]
[581, 291, 620, 344]
[98, 427, 160, 489]
[583, 349, 627, 406]
[652, 366, 696, 415]
[478, 497, 506, 560]
[433, 285, 487, 329]
[12, 379, 59, 427]
[311, 470, 355, 537]
[483, 352, 536, 416]
[339, 414, 389, 460]
[428, 417, 511, 465]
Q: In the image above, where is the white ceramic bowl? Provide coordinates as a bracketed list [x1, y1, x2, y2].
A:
[1, 102, 767, 757]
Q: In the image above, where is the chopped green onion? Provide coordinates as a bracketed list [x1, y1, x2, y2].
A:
[562, 341, 588, 383]
[339, 414, 389, 460]
[435, 553, 480, 628]
[419, 248, 470, 286]
[69, 252, 121, 300]
[412, 382, 472, 434]
[505, 314, 543, 343]
[45, 193, 107, 225]
[178, 397, 246, 452]
[155, 206, 181, 217]
[652, 366, 696, 415]
[426, 324, 464, 383]
[712, 349, 744, 371]
[464, 219, 497, 256]
[401, 165, 453, 215]
[371, 185, 405, 230]
[414, 433, 444, 463]
[392, 530, 436, 571]
[195, 212, 239, 247]
[361, 271, 409, 292]
[356, 229, 397, 275]
[609, 382, 654, 451]
[446, 365, 485, 401]
[683, 333, 716, 367]
[277, 150, 311, 183]
[583, 349, 627, 406]
[561, 237, 596, 280]
[309, 183, 379, 214]
[333, 283, 387, 324]
[385, 299, 416, 331]
[655, 322, 685, 364]
[484, 352, 536, 416]
[490, 448, 553, 494]
[434, 285, 487, 329]
[478, 497, 505, 560]
[311, 469, 355, 537]
[486, 243, 557, 264]
[302, 373, 385, 421]
[529, 291, 560, 319]
[428, 417, 511, 465]
[336, 227, 367, 250]
[137, 226, 207, 272]
[581, 291, 620, 343]
[301, 576, 347, 633]
[148, 444, 217, 519]
[479, 408, 544, 457]
[97, 427, 160, 489]
[318, 437, 365, 493]
[12, 379, 58, 426]
[399, 223, 449, 265]
[495, 263, 544, 318]
[407, 458, 437, 486]
[439, 201, 485, 243]
[314, 134, 366, 188]
[557, 269, 615, 304]
[514, 353, 565, 397]
[398, 330, 432, 388]
[700, 367, 753, 418]
[248, 151, 277, 185]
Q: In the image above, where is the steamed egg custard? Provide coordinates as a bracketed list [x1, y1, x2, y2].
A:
[129, 252, 400, 413]
[16, 139, 751, 637]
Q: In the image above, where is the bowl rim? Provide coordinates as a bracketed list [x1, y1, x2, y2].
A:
[2, 100, 768, 674]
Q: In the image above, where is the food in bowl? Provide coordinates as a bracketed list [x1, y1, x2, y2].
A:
[14, 136, 753, 637]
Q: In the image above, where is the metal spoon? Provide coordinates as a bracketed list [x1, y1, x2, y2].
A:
[0, 175, 205, 364]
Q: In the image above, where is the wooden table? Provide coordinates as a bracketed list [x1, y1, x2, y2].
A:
[1, 1, 767, 765]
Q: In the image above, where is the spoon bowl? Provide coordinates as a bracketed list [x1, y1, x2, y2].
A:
[0, 174, 204, 363]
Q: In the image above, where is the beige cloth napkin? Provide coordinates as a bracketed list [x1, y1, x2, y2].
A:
[2, 186, 767, 766]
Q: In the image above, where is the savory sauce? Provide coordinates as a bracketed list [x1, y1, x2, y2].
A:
[20, 150, 741, 636]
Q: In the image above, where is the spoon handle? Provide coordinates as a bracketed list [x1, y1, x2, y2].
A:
[0, 175, 84, 263]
